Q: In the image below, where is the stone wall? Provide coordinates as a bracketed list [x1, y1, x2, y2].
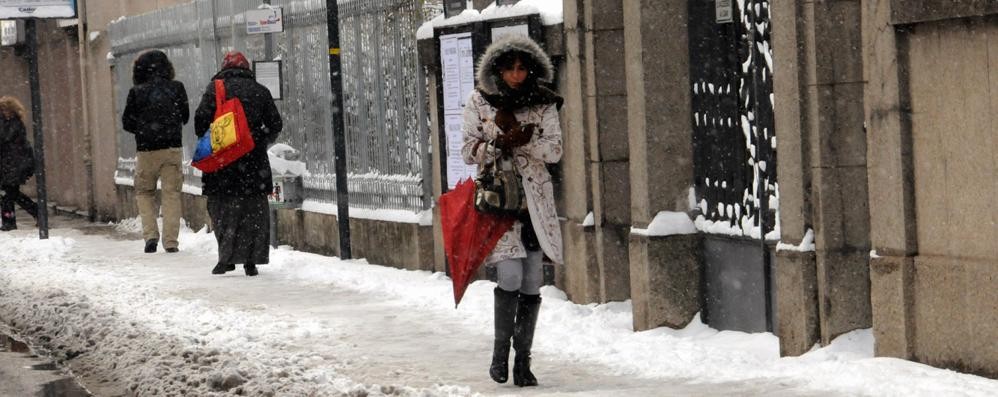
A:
[864, 0, 998, 377]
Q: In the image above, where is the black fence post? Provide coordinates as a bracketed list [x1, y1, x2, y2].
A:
[25, 19, 49, 240]
[326, 0, 351, 259]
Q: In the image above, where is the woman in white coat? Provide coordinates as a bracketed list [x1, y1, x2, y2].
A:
[462, 35, 563, 387]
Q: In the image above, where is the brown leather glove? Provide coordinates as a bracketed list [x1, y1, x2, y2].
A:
[495, 123, 535, 150]
[494, 109, 518, 132]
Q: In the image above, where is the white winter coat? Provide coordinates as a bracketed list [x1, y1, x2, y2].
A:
[460, 36, 564, 265]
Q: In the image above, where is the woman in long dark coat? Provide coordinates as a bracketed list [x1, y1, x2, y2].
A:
[194, 51, 283, 276]
[0, 96, 38, 231]
[462, 35, 564, 387]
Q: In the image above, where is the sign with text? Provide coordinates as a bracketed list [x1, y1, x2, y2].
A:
[254, 61, 283, 100]
[716, 0, 733, 24]
[0, 0, 76, 19]
[440, 32, 478, 189]
[443, 0, 467, 19]
[246, 7, 283, 34]
[1, 19, 22, 46]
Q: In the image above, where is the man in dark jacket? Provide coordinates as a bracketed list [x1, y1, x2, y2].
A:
[122, 50, 189, 253]
[194, 51, 282, 276]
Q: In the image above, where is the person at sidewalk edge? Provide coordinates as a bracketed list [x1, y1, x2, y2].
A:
[0, 96, 39, 231]
[122, 50, 190, 253]
[462, 35, 565, 387]
[195, 51, 282, 277]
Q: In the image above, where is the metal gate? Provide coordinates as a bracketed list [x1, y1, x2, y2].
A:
[689, 0, 777, 332]
[109, 0, 433, 213]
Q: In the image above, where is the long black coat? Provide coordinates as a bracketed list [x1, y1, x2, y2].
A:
[194, 67, 283, 197]
[122, 77, 190, 151]
[0, 115, 35, 187]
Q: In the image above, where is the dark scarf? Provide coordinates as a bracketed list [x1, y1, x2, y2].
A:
[480, 82, 563, 111]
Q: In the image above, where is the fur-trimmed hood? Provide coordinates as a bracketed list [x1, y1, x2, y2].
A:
[476, 35, 554, 96]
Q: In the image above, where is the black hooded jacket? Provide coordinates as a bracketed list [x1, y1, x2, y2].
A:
[0, 115, 34, 186]
[123, 51, 190, 152]
[122, 78, 189, 151]
[194, 67, 283, 197]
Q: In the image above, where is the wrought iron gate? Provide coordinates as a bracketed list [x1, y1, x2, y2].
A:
[689, 0, 777, 332]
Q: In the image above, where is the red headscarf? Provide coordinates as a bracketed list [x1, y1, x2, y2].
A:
[221, 51, 250, 70]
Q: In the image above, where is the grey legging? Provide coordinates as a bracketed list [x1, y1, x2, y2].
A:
[495, 250, 544, 295]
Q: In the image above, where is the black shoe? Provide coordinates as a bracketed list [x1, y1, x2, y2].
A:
[490, 288, 518, 384]
[0, 223, 15, 232]
[165, 247, 179, 253]
[144, 239, 158, 253]
[211, 263, 234, 275]
[244, 264, 258, 276]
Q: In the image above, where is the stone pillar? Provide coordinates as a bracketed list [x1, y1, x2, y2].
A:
[771, 0, 872, 353]
[770, 0, 819, 356]
[862, 0, 916, 360]
[624, 0, 700, 331]
[582, 0, 631, 303]
[807, 0, 872, 345]
[559, 0, 601, 303]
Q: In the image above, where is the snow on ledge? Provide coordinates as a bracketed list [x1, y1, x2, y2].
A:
[481, 0, 564, 25]
[776, 229, 815, 252]
[417, 1, 564, 40]
[416, 9, 481, 40]
[301, 199, 432, 226]
[581, 211, 594, 227]
[631, 211, 697, 237]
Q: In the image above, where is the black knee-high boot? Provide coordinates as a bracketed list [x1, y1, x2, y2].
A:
[513, 293, 541, 387]
[0, 191, 16, 231]
[490, 287, 518, 383]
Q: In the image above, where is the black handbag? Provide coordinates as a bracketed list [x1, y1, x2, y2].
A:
[474, 143, 525, 216]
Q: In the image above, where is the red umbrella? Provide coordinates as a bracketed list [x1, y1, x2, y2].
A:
[439, 178, 515, 307]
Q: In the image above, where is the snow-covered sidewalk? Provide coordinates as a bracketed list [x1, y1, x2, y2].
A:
[0, 215, 996, 396]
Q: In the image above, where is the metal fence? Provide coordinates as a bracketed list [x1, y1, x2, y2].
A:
[109, 0, 432, 212]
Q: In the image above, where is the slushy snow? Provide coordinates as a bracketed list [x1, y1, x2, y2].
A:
[0, 216, 995, 396]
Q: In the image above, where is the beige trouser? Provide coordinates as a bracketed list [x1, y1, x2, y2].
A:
[135, 147, 183, 249]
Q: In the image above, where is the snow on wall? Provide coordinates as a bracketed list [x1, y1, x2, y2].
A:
[417, 0, 564, 40]
[301, 199, 432, 225]
[632, 211, 698, 237]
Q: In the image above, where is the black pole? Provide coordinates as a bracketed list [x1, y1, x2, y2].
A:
[25, 19, 49, 240]
[326, 1, 351, 259]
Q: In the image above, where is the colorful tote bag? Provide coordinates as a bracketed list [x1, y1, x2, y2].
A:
[192, 79, 255, 173]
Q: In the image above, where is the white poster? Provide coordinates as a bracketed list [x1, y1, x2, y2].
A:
[440, 32, 478, 189]
[254, 61, 282, 100]
[445, 114, 479, 189]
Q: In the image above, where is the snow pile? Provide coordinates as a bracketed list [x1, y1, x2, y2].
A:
[268, 143, 307, 177]
[631, 211, 697, 236]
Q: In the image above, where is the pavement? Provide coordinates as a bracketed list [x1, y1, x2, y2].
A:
[0, 210, 840, 396]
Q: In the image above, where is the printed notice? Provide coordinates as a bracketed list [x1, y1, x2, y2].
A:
[254, 61, 282, 100]
[440, 32, 478, 189]
[445, 114, 478, 189]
